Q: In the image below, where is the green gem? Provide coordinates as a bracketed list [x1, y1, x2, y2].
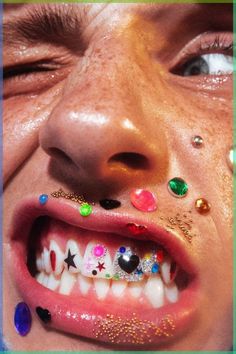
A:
[113, 274, 120, 280]
[79, 203, 92, 217]
[105, 273, 111, 278]
[168, 177, 188, 197]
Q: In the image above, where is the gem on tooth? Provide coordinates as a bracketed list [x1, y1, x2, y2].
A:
[195, 198, 211, 214]
[118, 254, 140, 274]
[156, 250, 164, 263]
[126, 222, 148, 235]
[14, 302, 32, 336]
[96, 262, 106, 272]
[151, 263, 159, 274]
[39, 194, 48, 205]
[130, 189, 157, 212]
[119, 246, 126, 253]
[79, 203, 92, 217]
[50, 250, 56, 272]
[93, 245, 106, 258]
[92, 270, 97, 276]
[36, 307, 51, 324]
[99, 199, 121, 210]
[168, 178, 188, 197]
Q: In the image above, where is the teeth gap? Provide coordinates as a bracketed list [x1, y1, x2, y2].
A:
[28, 216, 190, 307]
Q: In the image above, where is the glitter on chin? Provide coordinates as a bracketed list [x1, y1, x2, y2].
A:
[93, 313, 176, 345]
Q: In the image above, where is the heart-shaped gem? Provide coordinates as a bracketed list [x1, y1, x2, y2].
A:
[126, 223, 147, 235]
[36, 307, 51, 323]
[118, 254, 140, 274]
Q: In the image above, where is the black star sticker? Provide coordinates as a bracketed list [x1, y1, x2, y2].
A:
[64, 249, 77, 270]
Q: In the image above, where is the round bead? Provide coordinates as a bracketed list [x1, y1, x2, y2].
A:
[119, 246, 126, 254]
[39, 194, 48, 205]
[151, 263, 159, 274]
[195, 198, 211, 214]
[92, 270, 97, 276]
[79, 203, 92, 217]
[168, 178, 188, 198]
[130, 189, 157, 212]
[93, 245, 105, 258]
[226, 147, 233, 172]
[191, 135, 203, 148]
[14, 302, 32, 336]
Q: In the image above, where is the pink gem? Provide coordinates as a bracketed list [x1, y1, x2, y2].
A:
[93, 245, 105, 258]
[130, 189, 157, 212]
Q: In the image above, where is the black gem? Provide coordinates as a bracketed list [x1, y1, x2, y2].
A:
[36, 307, 51, 324]
[118, 254, 140, 274]
[99, 199, 121, 210]
[92, 270, 97, 276]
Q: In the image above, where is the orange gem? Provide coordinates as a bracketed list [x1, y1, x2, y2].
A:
[195, 198, 211, 214]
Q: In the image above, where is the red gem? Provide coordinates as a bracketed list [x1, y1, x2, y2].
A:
[96, 262, 106, 272]
[126, 223, 147, 235]
[50, 250, 56, 271]
[156, 250, 164, 263]
[170, 262, 177, 280]
[130, 189, 157, 212]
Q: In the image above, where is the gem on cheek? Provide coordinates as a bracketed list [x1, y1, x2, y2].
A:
[99, 199, 121, 210]
[50, 250, 56, 272]
[168, 178, 188, 198]
[191, 135, 203, 148]
[39, 194, 48, 205]
[130, 189, 157, 212]
[79, 203, 92, 217]
[195, 198, 211, 214]
[226, 146, 234, 172]
[36, 307, 51, 324]
[14, 302, 32, 336]
[126, 222, 148, 235]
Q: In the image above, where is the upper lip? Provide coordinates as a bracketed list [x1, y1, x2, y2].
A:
[10, 195, 197, 277]
[8, 195, 199, 348]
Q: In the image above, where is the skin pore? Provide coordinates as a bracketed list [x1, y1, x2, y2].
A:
[3, 3, 232, 351]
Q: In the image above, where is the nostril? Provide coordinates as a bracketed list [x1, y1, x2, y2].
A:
[47, 148, 74, 164]
[108, 152, 150, 170]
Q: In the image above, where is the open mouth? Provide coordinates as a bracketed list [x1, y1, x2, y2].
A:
[9, 197, 199, 348]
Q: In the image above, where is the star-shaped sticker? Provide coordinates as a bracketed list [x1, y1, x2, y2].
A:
[96, 262, 106, 272]
[64, 249, 77, 270]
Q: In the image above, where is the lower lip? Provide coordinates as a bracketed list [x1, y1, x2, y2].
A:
[11, 240, 199, 348]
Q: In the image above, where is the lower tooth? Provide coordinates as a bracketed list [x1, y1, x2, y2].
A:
[128, 281, 143, 298]
[47, 273, 60, 291]
[78, 274, 92, 295]
[42, 274, 49, 288]
[36, 272, 44, 285]
[165, 283, 179, 303]
[59, 270, 76, 295]
[111, 280, 127, 297]
[144, 275, 164, 308]
[94, 278, 110, 300]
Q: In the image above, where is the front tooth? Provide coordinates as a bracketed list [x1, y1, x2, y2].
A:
[47, 273, 60, 291]
[64, 240, 83, 274]
[111, 280, 127, 297]
[94, 279, 110, 300]
[144, 275, 164, 308]
[78, 274, 92, 295]
[165, 283, 179, 303]
[59, 269, 76, 295]
[36, 254, 44, 272]
[129, 281, 143, 298]
[82, 242, 113, 279]
[43, 247, 51, 274]
[49, 240, 65, 276]
[160, 257, 173, 285]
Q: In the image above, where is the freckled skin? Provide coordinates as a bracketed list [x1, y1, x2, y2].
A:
[3, 4, 232, 351]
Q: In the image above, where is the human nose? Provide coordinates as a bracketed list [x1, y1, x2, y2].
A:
[40, 38, 169, 197]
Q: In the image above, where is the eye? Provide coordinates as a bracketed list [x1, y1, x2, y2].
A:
[182, 53, 233, 76]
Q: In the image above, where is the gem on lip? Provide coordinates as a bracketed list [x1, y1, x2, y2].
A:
[126, 222, 148, 235]
[130, 189, 157, 212]
[79, 203, 92, 217]
[167, 178, 188, 197]
[14, 302, 32, 336]
[39, 194, 48, 205]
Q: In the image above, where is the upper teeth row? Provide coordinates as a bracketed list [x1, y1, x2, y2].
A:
[36, 239, 177, 285]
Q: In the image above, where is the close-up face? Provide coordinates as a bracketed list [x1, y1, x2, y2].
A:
[3, 3, 233, 351]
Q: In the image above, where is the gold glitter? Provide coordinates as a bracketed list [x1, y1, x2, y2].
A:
[94, 314, 175, 345]
[51, 188, 93, 205]
[164, 212, 197, 243]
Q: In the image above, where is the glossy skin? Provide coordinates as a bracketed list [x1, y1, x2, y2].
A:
[3, 4, 232, 351]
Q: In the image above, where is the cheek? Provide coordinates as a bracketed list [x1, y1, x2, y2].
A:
[3, 86, 63, 185]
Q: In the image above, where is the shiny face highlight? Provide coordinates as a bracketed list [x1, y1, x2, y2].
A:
[3, 3, 233, 351]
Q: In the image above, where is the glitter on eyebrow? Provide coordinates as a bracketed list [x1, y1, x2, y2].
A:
[93, 313, 176, 344]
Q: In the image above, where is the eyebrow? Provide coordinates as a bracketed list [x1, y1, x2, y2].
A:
[3, 4, 88, 51]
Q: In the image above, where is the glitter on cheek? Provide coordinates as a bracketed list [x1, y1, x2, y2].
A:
[93, 314, 176, 344]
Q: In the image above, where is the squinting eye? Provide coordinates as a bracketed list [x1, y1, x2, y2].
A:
[183, 53, 233, 76]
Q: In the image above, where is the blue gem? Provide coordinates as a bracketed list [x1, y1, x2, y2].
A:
[14, 302, 32, 336]
[151, 263, 159, 274]
[119, 246, 126, 253]
[135, 268, 143, 275]
[39, 194, 48, 205]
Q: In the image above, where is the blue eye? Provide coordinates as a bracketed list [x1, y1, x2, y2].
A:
[183, 53, 233, 76]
